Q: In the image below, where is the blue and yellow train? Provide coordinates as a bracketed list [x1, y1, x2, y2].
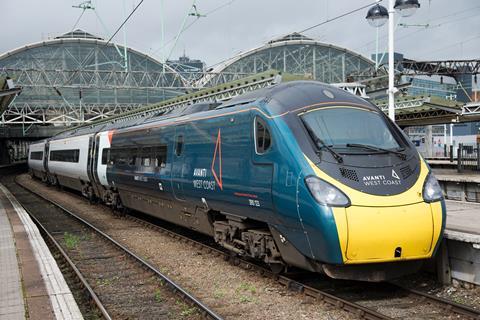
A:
[28, 81, 445, 281]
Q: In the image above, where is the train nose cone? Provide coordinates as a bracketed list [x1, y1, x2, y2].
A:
[344, 203, 435, 262]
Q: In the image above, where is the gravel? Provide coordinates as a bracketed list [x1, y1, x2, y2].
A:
[16, 174, 355, 320]
[394, 272, 480, 311]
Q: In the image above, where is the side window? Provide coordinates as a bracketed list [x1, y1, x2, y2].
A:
[155, 145, 168, 168]
[110, 148, 127, 165]
[141, 148, 152, 167]
[49, 149, 80, 162]
[30, 151, 43, 160]
[255, 117, 271, 154]
[142, 157, 151, 166]
[101, 148, 110, 165]
[175, 135, 184, 156]
[128, 149, 137, 166]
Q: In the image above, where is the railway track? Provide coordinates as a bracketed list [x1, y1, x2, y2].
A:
[2, 175, 222, 320]
[9, 173, 480, 320]
[116, 213, 480, 320]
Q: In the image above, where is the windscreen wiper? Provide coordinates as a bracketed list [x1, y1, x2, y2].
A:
[301, 119, 343, 163]
[346, 143, 407, 160]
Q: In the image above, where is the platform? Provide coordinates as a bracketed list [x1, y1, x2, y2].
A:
[443, 200, 480, 285]
[434, 169, 480, 184]
[445, 201, 480, 239]
[0, 184, 83, 320]
[432, 169, 480, 203]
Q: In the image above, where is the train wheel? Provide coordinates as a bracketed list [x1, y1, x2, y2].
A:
[269, 263, 285, 274]
[112, 199, 127, 218]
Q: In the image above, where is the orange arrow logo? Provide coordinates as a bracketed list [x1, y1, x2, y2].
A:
[211, 128, 223, 190]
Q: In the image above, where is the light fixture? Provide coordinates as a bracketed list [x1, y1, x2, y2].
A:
[366, 4, 389, 27]
[394, 0, 421, 17]
[366, 0, 421, 121]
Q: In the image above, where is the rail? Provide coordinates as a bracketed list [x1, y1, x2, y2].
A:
[14, 174, 480, 319]
[12, 176, 223, 320]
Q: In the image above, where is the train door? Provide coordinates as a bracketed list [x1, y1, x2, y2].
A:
[91, 134, 101, 185]
[95, 131, 111, 187]
[89, 133, 104, 198]
[171, 126, 186, 201]
[43, 141, 50, 179]
[250, 114, 275, 219]
[86, 135, 95, 184]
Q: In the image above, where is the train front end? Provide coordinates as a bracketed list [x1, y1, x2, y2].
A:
[269, 83, 446, 281]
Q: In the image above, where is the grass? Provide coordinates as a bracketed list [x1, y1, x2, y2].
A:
[180, 306, 197, 317]
[96, 276, 118, 287]
[175, 300, 197, 318]
[96, 278, 112, 286]
[239, 295, 253, 303]
[213, 289, 225, 299]
[154, 289, 163, 303]
[236, 282, 256, 294]
[64, 232, 80, 250]
[235, 282, 257, 303]
[151, 276, 165, 287]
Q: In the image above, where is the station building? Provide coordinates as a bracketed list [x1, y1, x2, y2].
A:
[0, 29, 189, 137]
[201, 33, 374, 86]
[0, 29, 198, 161]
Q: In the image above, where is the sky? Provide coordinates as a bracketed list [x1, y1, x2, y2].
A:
[1, 0, 479, 67]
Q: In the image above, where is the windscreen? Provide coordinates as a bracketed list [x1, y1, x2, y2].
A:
[301, 107, 400, 149]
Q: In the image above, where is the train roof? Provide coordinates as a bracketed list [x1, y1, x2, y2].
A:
[226, 80, 375, 116]
[49, 81, 374, 139]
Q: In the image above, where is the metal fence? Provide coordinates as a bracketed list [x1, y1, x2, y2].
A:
[423, 143, 480, 173]
[457, 143, 480, 172]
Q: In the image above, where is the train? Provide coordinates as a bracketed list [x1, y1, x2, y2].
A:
[28, 81, 446, 281]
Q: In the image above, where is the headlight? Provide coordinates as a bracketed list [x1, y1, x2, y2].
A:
[305, 176, 350, 207]
[422, 173, 443, 203]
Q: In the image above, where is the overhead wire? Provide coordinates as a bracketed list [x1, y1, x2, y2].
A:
[106, 0, 144, 45]
[71, 9, 86, 32]
[151, 0, 236, 59]
[208, 1, 382, 70]
[164, 0, 196, 62]
[206, 0, 235, 15]
[354, 4, 480, 52]
[417, 33, 480, 57]
[297, 1, 381, 34]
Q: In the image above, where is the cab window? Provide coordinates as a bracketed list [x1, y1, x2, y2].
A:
[255, 117, 271, 154]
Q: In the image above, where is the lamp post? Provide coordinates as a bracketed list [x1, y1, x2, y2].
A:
[366, 4, 388, 69]
[366, 0, 420, 121]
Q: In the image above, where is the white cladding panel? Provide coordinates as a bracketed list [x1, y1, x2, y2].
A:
[96, 131, 111, 187]
[28, 142, 45, 173]
[48, 134, 92, 182]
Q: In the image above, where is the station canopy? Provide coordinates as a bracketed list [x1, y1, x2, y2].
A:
[0, 29, 187, 127]
[198, 33, 374, 86]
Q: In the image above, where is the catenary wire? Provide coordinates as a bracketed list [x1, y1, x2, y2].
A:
[106, 0, 144, 45]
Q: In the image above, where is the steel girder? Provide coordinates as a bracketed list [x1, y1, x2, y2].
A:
[399, 59, 480, 77]
[1, 102, 143, 125]
[2, 68, 191, 89]
[92, 71, 282, 125]
[0, 66, 253, 126]
[349, 59, 480, 81]
[463, 102, 480, 116]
